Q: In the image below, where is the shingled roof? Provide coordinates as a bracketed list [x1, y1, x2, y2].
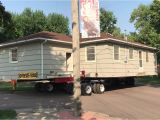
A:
[15, 31, 72, 42]
[0, 31, 156, 50]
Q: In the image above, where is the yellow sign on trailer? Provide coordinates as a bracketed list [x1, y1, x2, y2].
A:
[18, 72, 38, 79]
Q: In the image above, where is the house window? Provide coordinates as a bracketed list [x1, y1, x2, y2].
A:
[129, 48, 133, 59]
[146, 52, 149, 62]
[86, 46, 95, 61]
[10, 48, 18, 63]
[114, 45, 120, 60]
[139, 51, 143, 67]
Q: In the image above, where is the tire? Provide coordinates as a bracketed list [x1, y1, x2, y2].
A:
[66, 83, 73, 94]
[81, 84, 92, 96]
[129, 78, 135, 86]
[35, 83, 41, 91]
[92, 83, 97, 93]
[124, 79, 130, 87]
[96, 83, 105, 94]
[35, 83, 45, 92]
[45, 83, 54, 92]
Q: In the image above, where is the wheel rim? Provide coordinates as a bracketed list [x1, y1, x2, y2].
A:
[46, 84, 53, 92]
[100, 84, 105, 92]
[85, 85, 92, 94]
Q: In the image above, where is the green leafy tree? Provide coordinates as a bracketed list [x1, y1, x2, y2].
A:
[32, 10, 46, 33]
[130, 0, 160, 63]
[0, 1, 12, 42]
[112, 27, 124, 38]
[127, 32, 138, 42]
[11, 8, 70, 39]
[150, 0, 160, 34]
[46, 13, 70, 35]
[100, 8, 117, 33]
[12, 8, 46, 38]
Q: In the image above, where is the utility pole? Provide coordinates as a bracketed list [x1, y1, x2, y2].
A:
[71, 0, 81, 116]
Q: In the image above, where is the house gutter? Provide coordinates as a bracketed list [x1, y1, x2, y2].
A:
[81, 38, 156, 50]
[0, 36, 155, 50]
[41, 40, 47, 79]
[0, 37, 71, 48]
[107, 38, 156, 50]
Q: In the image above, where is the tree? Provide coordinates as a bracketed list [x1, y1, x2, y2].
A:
[100, 8, 117, 34]
[32, 10, 46, 33]
[0, 1, 12, 42]
[12, 8, 46, 38]
[127, 32, 138, 42]
[46, 13, 70, 35]
[11, 8, 70, 39]
[150, 0, 160, 34]
[112, 27, 124, 38]
[130, 0, 160, 63]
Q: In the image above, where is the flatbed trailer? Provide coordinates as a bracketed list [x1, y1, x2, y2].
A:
[11, 71, 136, 96]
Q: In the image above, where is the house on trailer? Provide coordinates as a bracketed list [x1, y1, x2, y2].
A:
[0, 31, 157, 81]
[0, 32, 73, 81]
[80, 33, 157, 78]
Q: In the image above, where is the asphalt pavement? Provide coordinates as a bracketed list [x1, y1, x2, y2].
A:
[0, 85, 160, 119]
[81, 85, 160, 119]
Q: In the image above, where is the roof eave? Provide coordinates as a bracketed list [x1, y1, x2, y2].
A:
[107, 38, 156, 50]
[81, 37, 156, 50]
[0, 37, 72, 48]
[0, 37, 156, 51]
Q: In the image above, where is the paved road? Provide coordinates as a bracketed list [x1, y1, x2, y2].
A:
[0, 91, 75, 119]
[81, 85, 160, 119]
[0, 85, 160, 119]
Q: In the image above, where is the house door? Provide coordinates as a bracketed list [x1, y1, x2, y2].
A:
[66, 53, 73, 71]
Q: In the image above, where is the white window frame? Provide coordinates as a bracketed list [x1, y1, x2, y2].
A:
[113, 45, 120, 61]
[9, 47, 18, 63]
[128, 48, 134, 60]
[85, 46, 96, 62]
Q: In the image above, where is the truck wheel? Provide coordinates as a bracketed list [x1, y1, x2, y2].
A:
[35, 83, 45, 92]
[129, 78, 135, 86]
[35, 83, 41, 92]
[97, 83, 105, 94]
[125, 79, 130, 87]
[81, 84, 92, 96]
[66, 83, 73, 94]
[92, 83, 98, 93]
[45, 83, 54, 92]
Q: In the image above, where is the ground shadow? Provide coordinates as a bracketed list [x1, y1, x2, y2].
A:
[105, 81, 145, 92]
[0, 90, 79, 119]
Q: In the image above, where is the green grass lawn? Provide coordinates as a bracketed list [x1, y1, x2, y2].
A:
[136, 76, 160, 85]
[0, 109, 17, 119]
[0, 82, 34, 91]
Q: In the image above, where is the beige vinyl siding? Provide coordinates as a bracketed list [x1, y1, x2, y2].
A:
[43, 42, 73, 78]
[0, 39, 157, 81]
[80, 42, 157, 77]
[143, 52, 156, 75]
[0, 42, 41, 81]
